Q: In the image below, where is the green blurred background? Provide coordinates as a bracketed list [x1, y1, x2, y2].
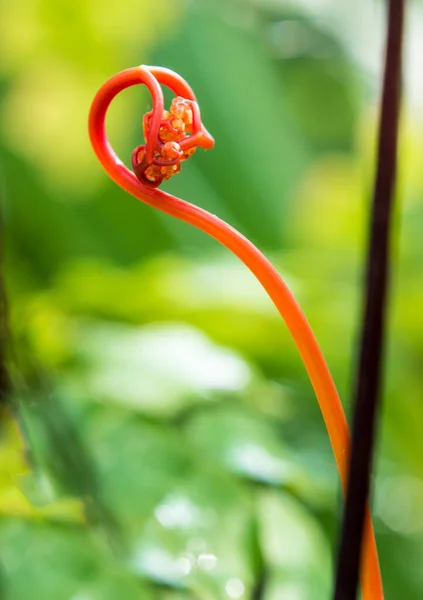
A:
[1, 0, 423, 598]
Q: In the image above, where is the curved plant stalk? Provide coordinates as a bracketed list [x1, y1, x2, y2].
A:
[89, 66, 383, 599]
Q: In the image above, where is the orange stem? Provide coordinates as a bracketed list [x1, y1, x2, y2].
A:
[88, 66, 383, 599]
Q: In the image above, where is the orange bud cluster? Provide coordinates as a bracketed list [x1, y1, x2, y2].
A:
[133, 96, 197, 186]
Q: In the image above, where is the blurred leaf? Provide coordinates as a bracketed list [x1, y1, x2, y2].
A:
[258, 490, 331, 598]
[184, 405, 303, 488]
[73, 322, 254, 418]
[264, 572, 326, 600]
[261, 12, 360, 154]
[0, 518, 153, 600]
[81, 408, 191, 528]
[127, 469, 256, 599]
[0, 410, 85, 523]
[51, 256, 298, 372]
[0, 413, 29, 491]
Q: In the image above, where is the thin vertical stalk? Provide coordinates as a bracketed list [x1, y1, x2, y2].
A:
[334, 1, 405, 598]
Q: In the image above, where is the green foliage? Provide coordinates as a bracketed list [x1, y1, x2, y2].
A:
[1, 0, 423, 598]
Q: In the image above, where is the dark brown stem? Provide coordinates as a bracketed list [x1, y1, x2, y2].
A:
[333, 1, 405, 598]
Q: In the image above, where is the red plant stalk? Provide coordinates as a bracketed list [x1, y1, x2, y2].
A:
[89, 66, 383, 600]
